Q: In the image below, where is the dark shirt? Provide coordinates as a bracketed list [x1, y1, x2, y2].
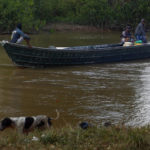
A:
[135, 22, 146, 36]
[10, 28, 30, 43]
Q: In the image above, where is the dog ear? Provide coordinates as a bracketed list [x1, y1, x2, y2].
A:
[0, 118, 12, 130]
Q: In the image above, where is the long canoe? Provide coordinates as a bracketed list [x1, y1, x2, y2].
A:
[1, 40, 150, 68]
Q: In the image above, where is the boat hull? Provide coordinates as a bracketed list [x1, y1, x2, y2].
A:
[2, 42, 150, 68]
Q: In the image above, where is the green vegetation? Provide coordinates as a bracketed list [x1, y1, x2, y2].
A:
[0, 0, 150, 32]
[0, 125, 150, 150]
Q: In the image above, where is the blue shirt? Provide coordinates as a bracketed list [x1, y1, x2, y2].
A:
[10, 28, 30, 43]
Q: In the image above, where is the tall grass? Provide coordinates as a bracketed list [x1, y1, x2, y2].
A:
[0, 125, 150, 150]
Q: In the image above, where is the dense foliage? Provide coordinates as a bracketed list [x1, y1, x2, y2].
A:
[0, 0, 150, 32]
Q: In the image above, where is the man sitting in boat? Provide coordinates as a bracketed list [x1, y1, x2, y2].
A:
[135, 19, 147, 43]
[121, 26, 133, 44]
[10, 23, 31, 47]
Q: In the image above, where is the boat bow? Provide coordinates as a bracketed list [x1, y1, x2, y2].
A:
[0, 40, 9, 47]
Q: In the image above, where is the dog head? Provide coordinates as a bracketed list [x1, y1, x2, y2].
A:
[36, 117, 52, 129]
[0, 118, 13, 131]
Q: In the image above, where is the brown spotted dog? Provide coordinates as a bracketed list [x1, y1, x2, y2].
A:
[0, 110, 59, 133]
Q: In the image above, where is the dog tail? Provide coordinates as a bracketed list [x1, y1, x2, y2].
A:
[52, 109, 60, 120]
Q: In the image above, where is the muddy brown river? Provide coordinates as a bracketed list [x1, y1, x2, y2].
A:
[0, 31, 150, 127]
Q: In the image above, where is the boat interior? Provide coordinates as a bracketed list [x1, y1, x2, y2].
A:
[55, 43, 123, 50]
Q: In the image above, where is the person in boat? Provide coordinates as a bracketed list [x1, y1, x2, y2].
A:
[135, 19, 147, 43]
[10, 23, 31, 47]
[121, 25, 133, 44]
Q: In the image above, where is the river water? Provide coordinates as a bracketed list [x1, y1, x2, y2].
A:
[0, 31, 150, 127]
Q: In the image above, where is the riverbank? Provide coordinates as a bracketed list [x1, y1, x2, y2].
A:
[0, 23, 113, 35]
[0, 125, 150, 150]
[42, 23, 111, 33]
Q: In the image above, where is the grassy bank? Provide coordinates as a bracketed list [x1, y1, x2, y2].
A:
[0, 125, 150, 150]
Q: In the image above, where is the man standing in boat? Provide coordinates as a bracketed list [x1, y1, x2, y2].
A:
[135, 19, 147, 43]
[10, 23, 32, 47]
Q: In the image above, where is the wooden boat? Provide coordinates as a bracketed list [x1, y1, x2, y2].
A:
[1, 40, 150, 68]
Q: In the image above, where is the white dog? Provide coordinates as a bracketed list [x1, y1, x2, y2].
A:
[0, 110, 59, 133]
